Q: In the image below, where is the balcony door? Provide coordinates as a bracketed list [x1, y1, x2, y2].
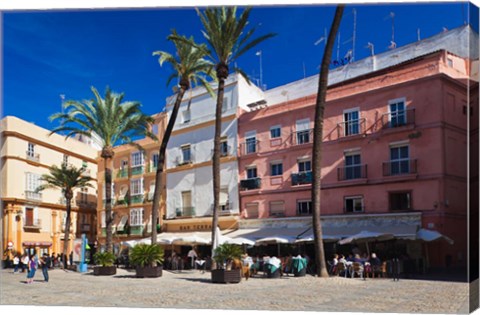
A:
[25, 207, 34, 226]
[389, 100, 406, 127]
[181, 191, 192, 214]
[345, 153, 361, 179]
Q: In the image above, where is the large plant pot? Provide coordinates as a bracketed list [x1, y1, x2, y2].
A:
[293, 267, 306, 277]
[211, 269, 241, 284]
[135, 266, 163, 278]
[93, 266, 117, 276]
[265, 265, 281, 278]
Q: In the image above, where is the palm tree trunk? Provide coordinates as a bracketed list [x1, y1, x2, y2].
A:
[104, 156, 114, 253]
[211, 65, 228, 257]
[312, 5, 344, 278]
[151, 86, 187, 244]
[62, 198, 72, 270]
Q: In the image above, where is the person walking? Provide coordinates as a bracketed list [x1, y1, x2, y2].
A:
[40, 253, 50, 282]
[26, 254, 38, 284]
[21, 254, 29, 273]
[13, 255, 20, 274]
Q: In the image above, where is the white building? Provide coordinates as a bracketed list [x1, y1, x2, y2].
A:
[164, 73, 264, 233]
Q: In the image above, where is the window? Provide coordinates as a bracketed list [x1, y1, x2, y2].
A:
[343, 109, 360, 136]
[25, 172, 41, 192]
[389, 99, 406, 127]
[63, 154, 69, 165]
[27, 143, 35, 157]
[219, 188, 229, 210]
[344, 196, 364, 213]
[131, 151, 144, 167]
[270, 201, 285, 216]
[447, 58, 453, 67]
[151, 153, 159, 171]
[270, 125, 281, 139]
[80, 187, 88, 202]
[345, 152, 362, 179]
[130, 208, 144, 226]
[298, 160, 311, 173]
[390, 144, 410, 175]
[101, 212, 106, 228]
[246, 166, 257, 179]
[296, 119, 310, 144]
[181, 145, 191, 163]
[245, 203, 259, 219]
[390, 192, 411, 211]
[152, 124, 159, 135]
[297, 200, 312, 215]
[270, 161, 283, 176]
[182, 109, 191, 123]
[245, 131, 257, 154]
[220, 137, 229, 156]
[222, 97, 229, 112]
[121, 159, 129, 170]
[130, 178, 144, 196]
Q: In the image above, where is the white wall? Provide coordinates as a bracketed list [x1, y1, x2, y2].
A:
[166, 161, 239, 218]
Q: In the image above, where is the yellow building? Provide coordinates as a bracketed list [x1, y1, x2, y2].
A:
[96, 113, 167, 252]
[1, 116, 98, 257]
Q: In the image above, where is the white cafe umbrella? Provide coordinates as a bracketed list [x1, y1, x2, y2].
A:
[255, 236, 293, 257]
[224, 237, 255, 246]
[338, 230, 394, 255]
[173, 233, 210, 246]
[123, 238, 151, 247]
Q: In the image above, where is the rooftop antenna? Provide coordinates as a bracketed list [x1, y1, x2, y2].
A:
[385, 12, 396, 49]
[255, 50, 263, 90]
[60, 94, 65, 113]
[417, 28, 421, 41]
[314, 28, 328, 46]
[366, 42, 375, 56]
[303, 62, 306, 79]
[352, 8, 357, 61]
[336, 31, 341, 61]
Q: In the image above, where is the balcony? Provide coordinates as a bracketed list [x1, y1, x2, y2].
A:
[337, 165, 368, 181]
[176, 206, 195, 218]
[381, 109, 415, 129]
[25, 190, 42, 201]
[80, 224, 91, 232]
[292, 129, 313, 145]
[240, 178, 261, 190]
[148, 163, 157, 173]
[131, 165, 144, 176]
[130, 194, 144, 204]
[383, 159, 417, 176]
[26, 151, 40, 162]
[117, 168, 129, 178]
[24, 219, 42, 229]
[77, 200, 97, 209]
[240, 140, 259, 155]
[291, 171, 313, 186]
[337, 118, 366, 138]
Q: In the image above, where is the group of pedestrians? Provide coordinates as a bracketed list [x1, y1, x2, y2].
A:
[11, 252, 51, 284]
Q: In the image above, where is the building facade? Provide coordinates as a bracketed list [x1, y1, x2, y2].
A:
[96, 113, 167, 252]
[163, 74, 264, 233]
[1, 116, 98, 257]
[236, 26, 478, 269]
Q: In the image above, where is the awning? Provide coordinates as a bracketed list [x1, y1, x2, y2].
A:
[22, 241, 52, 247]
[322, 224, 418, 240]
[224, 227, 309, 243]
[116, 215, 128, 232]
[416, 228, 454, 245]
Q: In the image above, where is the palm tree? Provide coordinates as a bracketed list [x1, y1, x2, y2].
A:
[36, 163, 94, 269]
[312, 5, 344, 277]
[50, 86, 156, 253]
[195, 6, 276, 253]
[150, 31, 214, 244]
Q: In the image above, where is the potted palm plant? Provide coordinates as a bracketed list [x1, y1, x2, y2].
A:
[211, 243, 242, 284]
[93, 251, 117, 276]
[129, 243, 164, 278]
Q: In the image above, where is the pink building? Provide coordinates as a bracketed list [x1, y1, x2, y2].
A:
[236, 26, 478, 270]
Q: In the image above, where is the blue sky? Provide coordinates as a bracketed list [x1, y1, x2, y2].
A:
[2, 2, 478, 131]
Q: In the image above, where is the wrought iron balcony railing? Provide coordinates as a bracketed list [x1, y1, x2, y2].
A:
[383, 159, 417, 176]
[240, 177, 261, 190]
[175, 206, 195, 218]
[337, 164, 368, 181]
[291, 171, 313, 185]
[381, 108, 415, 129]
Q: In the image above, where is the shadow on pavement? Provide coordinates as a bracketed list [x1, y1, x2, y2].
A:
[177, 277, 212, 284]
